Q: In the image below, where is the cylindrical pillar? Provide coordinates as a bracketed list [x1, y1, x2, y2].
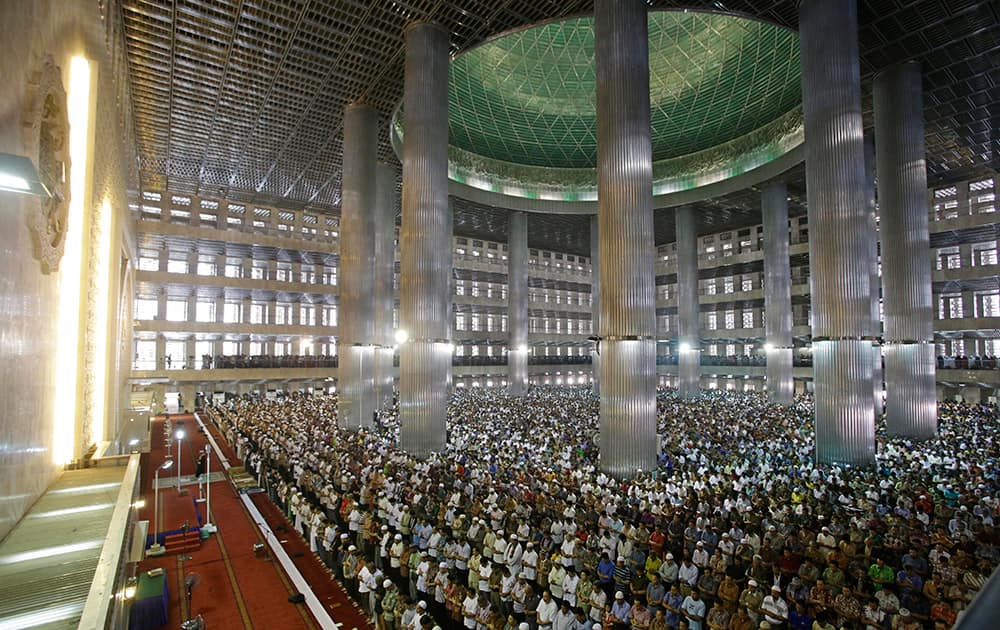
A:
[864, 136, 885, 417]
[875, 61, 937, 438]
[508, 212, 528, 396]
[373, 162, 397, 408]
[590, 216, 601, 395]
[800, 0, 876, 466]
[762, 181, 794, 404]
[338, 103, 378, 431]
[399, 22, 451, 457]
[675, 205, 700, 398]
[595, 0, 657, 477]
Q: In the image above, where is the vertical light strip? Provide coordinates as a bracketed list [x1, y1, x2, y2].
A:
[90, 198, 113, 445]
[53, 56, 93, 465]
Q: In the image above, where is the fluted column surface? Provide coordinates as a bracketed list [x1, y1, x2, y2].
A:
[875, 61, 937, 438]
[373, 162, 397, 408]
[508, 212, 528, 395]
[864, 136, 885, 417]
[762, 181, 794, 404]
[590, 216, 601, 395]
[399, 22, 450, 457]
[675, 205, 701, 398]
[338, 104, 378, 430]
[595, 0, 657, 477]
[800, 0, 876, 465]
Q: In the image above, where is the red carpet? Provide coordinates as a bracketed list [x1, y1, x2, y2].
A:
[199, 411, 374, 630]
[136, 414, 315, 629]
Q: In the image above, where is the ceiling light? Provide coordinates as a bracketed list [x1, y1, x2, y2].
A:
[0, 153, 51, 197]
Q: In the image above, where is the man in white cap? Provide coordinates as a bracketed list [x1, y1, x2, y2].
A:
[760, 584, 788, 629]
[610, 591, 631, 630]
[658, 553, 678, 586]
[409, 600, 427, 630]
[391, 533, 405, 575]
[382, 580, 398, 630]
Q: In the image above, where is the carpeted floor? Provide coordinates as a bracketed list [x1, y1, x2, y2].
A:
[199, 412, 374, 630]
[136, 414, 316, 629]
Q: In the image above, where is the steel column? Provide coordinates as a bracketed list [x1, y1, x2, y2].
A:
[864, 136, 885, 417]
[373, 162, 397, 409]
[874, 61, 937, 438]
[338, 103, 378, 431]
[800, 0, 876, 465]
[595, 0, 657, 477]
[399, 22, 451, 457]
[508, 212, 528, 395]
[590, 215, 601, 396]
[675, 205, 700, 399]
[762, 181, 794, 404]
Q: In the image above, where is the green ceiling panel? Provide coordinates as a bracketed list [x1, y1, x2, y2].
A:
[447, 10, 801, 169]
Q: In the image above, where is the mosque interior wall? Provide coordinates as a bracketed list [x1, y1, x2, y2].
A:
[0, 0, 134, 541]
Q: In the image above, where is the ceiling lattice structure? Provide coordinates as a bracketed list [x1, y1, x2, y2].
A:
[118, 0, 999, 251]
[444, 10, 800, 168]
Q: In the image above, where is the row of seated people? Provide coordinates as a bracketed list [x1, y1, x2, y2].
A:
[656, 355, 815, 368]
[206, 354, 339, 369]
[937, 355, 999, 370]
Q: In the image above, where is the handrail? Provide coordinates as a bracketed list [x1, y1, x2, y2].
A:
[78, 453, 141, 629]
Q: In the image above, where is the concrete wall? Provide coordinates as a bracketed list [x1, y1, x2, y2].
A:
[0, 0, 133, 541]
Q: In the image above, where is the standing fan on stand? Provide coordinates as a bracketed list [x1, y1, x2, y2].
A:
[180, 573, 204, 629]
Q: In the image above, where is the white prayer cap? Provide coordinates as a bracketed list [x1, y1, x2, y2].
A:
[384, 580, 393, 588]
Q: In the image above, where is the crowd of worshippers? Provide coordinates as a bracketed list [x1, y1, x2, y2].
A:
[204, 389, 1000, 630]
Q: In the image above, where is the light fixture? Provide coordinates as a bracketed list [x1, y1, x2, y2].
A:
[763, 342, 775, 353]
[123, 577, 138, 600]
[394, 329, 409, 344]
[175, 430, 185, 492]
[149, 459, 174, 556]
[679, 342, 692, 353]
[0, 153, 51, 197]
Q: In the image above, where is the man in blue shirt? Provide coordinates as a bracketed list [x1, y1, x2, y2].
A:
[680, 588, 706, 630]
[663, 584, 684, 629]
[597, 553, 616, 599]
[611, 591, 632, 630]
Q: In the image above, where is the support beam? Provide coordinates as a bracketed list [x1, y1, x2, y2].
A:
[762, 181, 793, 404]
[875, 61, 937, 438]
[399, 22, 451, 457]
[675, 205, 700, 398]
[338, 103, 377, 431]
[800, 0, 876, 465]
[595, 0, 657, 477]
[508, 212, 528, 395]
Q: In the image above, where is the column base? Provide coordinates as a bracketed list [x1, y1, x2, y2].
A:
[814, 339, 875, 467]
[884, 342, 937, 439]
[599, 339, 657, 478]
[338, 344, 377, 431]
[872, 343, 885, 417]
[766, 348, 794, 405]
[678, 350, 701, 399]
[508, 352, 527, 397]
[399, 340, 450, 458]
